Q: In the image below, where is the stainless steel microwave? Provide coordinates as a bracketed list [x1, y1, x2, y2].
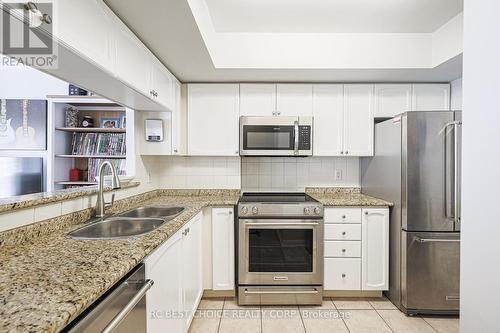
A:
[239, 116, 313, 156]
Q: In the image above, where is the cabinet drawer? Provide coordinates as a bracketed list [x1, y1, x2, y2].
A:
[324, 208, 361, 223]
[324, 224, 361, 240]
[324, 258, 361, 290]
[324, 241, 361, 258]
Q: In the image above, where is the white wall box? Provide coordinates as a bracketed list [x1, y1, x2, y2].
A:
[239, 84, 276, 116]
[188, 84, 240, 156]
[276, 84, 314, 116]
[361, 208, 389, 290]
[182, 213, 203, 329]
[343, 84, 375, 156]
[211, 208, 235, 290]
[374, 84, 412, 118]
[138, 112, 172, 155]
[312, 85, 344, 156]
[411, 84, 450, 111]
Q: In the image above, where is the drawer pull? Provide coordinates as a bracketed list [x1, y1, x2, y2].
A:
[342, 215, 346, 219]
[342, 232, 346, 236]
[341, 274, 346, 278]
[342, 249, 346, 253]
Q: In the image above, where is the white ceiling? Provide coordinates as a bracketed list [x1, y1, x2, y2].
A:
[104, 0, 463, 82]
[206, 0, 463, 33]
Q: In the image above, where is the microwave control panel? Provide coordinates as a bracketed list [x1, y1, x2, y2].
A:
[298, 126, 311, 150]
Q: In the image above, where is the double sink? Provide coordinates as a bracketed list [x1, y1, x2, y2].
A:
[69, 205, 185, 240]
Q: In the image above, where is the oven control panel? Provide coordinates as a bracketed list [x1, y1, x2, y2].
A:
[238, 204, 323, 218]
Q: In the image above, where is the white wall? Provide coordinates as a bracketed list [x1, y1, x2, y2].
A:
[147, 156, 241, 189]
[450, 77, 462, 110]
[241, 157, 359, 192]
[460, 1, 500, 332]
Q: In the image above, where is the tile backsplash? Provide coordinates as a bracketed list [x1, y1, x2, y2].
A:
[241, 157, 359, 192]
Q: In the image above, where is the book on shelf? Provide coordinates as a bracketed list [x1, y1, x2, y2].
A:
[71, 132, 126, 156]
[87, 158, 126, 182]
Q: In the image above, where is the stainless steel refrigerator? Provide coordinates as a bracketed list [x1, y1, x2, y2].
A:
[361, 111, 461, 315]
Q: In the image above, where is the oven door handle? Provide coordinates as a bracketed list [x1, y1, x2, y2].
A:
[244, 289, 319, 295]
[244, 222, 319, 227]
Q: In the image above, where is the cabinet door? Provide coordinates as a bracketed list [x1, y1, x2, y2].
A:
[276, 84, 313, 116]
[343, 84, 374, 156]
[114, 17, 152, 97]
[411, 84, 450, 111]
[324, 258, 361, 290]
[182, 213, 203, 329]
[188, 84, 240, 156]
[374, 84, 412, 118]
[212, 208, 235, 290]
[361, 208, 389, 290]
[57, 0, 115, 71]
[145, 233, 183, 333]
[312, 85, 344, 156]
[240, 84, 276, 116]
[151, 57, 174, 110]
[171, 81, 183, 155]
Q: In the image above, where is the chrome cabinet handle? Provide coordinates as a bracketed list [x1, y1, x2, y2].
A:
[342, 231, 346, 235]
[341, 274, 346, 278]
[342, 249, 346, 253]
[342, 215, 346, 219]
[101, 280, 154, 333]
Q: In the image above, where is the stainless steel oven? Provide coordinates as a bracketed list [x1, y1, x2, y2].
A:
[237, 193, 323, 305]
[239, 116, 313, 156]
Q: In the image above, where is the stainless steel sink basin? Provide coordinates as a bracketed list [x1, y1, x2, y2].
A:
[117, 205, 185, 219]
[68, 218, 166, 240]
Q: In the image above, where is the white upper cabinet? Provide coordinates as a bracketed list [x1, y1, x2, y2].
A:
[374, 84, 412, 118]
[56, 0, 115, 72]
[343, 84, 374, 156]
[239, 84, 276, 116]
[362, 208, 389, 290]
[411, 84, 450, 111]
[113, 17, 152, 98]
[151, 57, 175, 111]
[188, 84, 240, 156]
[312, 85, 344, 156]
[276, 84, 314, 116]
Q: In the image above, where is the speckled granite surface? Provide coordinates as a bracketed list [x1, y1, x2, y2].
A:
[306, 187, 393, 207]
[0, 182, 141, 213]
[0, 189, 239, 333]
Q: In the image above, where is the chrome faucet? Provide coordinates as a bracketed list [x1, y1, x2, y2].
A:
[95, 161, 121, 218]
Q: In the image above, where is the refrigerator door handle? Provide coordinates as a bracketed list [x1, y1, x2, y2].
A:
[443, 121, 456, 222]
[454, 121, 462, 228]
[414, 236, 460, 243]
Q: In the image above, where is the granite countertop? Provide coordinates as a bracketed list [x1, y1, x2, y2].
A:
[0, 190, 239, 333]
[306, 187, 393, 207]
[0, 182, 141, 213]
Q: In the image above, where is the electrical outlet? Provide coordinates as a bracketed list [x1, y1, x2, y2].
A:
[335, 169, 343, 180]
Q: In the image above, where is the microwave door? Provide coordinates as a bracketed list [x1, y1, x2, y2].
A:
[241, 125, 295, 155]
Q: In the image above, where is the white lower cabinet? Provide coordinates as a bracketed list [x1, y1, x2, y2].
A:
[145, 212, 203, 333]
[324, 207, 389, 291]
[211, 208, 235, 290]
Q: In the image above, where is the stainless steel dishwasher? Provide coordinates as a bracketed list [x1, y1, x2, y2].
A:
[67, 264, 153, 333]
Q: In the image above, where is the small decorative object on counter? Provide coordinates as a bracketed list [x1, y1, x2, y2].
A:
[69, 168, 82, 182]
[81, 116, 94, 128]
[65, 106, 78, 127]
[68, 84, 88, 96]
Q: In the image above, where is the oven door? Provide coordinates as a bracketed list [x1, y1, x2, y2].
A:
[239, 219, 323, 285]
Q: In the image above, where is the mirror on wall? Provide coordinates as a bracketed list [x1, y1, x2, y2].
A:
[0, 59, 134, 199]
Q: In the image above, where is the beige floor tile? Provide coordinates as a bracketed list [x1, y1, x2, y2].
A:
[343, 310, 392, 333]
[219, 309, 262, 333]
[368, 296, 398, 310]
[378, 309, 435, 333]
[262, 306, 305, 333]
[299, 298, 336, 310]
[224, 297, 260, 310]
[188, 317, 220, 333]
[198, 297, 225, 309]
[332, 297, 374, 310]
[301, 309, 350, 333]
[422, 316, 460, 333]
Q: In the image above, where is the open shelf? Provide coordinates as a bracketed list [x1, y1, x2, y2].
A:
[55, 154, 126, 159]
[56, 127, 126, 133]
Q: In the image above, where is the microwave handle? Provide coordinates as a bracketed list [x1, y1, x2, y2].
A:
[294, 120, 299, 155]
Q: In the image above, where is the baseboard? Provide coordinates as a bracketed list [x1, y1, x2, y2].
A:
[324, 290, 382, 298]
[203, 289, 236, 298]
